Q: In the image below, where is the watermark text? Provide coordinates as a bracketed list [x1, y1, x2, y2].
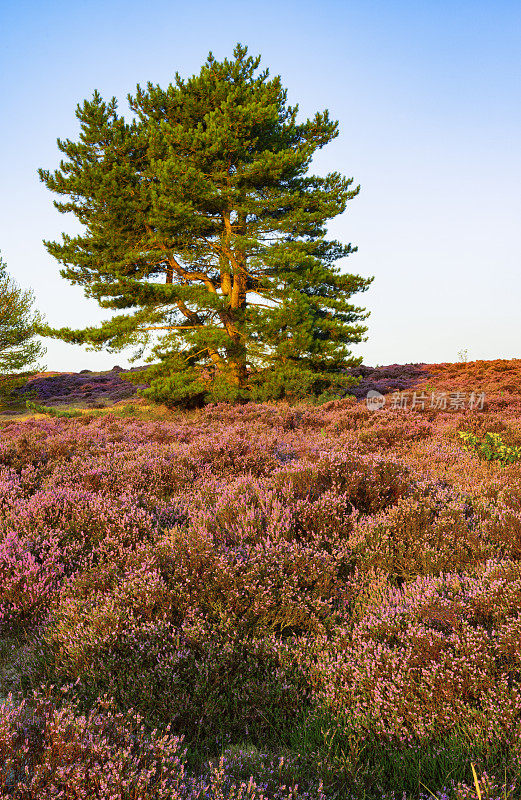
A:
[366, 390, 485, 411]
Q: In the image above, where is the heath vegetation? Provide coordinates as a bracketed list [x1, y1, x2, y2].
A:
[0, 359, 521, 798]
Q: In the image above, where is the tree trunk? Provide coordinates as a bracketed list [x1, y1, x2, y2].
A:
[228, 351, 248, 389]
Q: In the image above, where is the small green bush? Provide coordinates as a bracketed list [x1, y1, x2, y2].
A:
[26, 400, 82, 418]
[458, 430, 521, 466]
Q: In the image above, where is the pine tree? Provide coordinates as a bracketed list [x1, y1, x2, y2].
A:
[38, 44, 373, 406]
[0, 253, 46, 374]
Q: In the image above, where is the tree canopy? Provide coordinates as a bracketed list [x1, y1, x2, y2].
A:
[39, 43, 373, 405]
[0, 253, 46, 375]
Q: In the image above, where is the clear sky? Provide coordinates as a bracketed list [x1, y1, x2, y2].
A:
[1, 0, 520, 371]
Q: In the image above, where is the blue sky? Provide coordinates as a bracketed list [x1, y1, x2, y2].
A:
[1, 0, 520, 371]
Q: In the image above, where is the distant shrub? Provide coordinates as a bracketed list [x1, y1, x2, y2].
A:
[25, 400, 82, 418]
[356, 419, 432, 450]
[0, 374, 37, 401]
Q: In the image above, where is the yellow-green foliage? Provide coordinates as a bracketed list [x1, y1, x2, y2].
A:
[458, 430, 521, 466]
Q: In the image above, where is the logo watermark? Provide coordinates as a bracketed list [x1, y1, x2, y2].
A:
[366, 390, 386, 411]
[366, 390, 485, 411]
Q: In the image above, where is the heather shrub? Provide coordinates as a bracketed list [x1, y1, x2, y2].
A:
[156, 525, 344, 637]
[270, 452, 412, 515]
[0, 530, 63, 633]
[319, 403, 372, 432]
[354, 419, 432, 451]
[454, 412, 513, 439]
[27, 557, 177, 676]
[487, 476, 521, 512]
[300, 560, 521, 747]
[200, 401, 330, 433]
[30, 608, 305, 751]
[349, 492, 490, 583]
[182, 429, 282, 478]
[0, 425, 51, 471]
[0, 491, 162, 639]
[0, 694, 189, 799]
[0, 466, 23, 506]
[186, 473, 358, 551]
[439, 771, 519, 800]
[0, 487, 159, 569]
[0, 693, 325, 799]
[478, 500, 521, 559]
[21, 550, 307, 749]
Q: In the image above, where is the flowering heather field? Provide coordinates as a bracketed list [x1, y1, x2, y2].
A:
[2, 359, 521, 798]
[6, 366, 147, 411]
